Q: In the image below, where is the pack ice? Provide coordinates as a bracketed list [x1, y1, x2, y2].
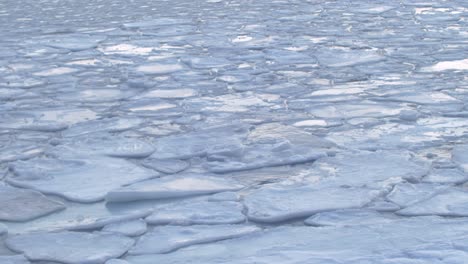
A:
[1, 0, 468, 263]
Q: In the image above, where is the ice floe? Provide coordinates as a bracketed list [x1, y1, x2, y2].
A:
[0, 186, 65, 222]
[106, 174, 244, 202]
[6, 231, 134, 264]
[8, 157, 157, 203]
[146, 200, 245, 225]
[128, 225, 260, 254]
[102, 219, 147, 237]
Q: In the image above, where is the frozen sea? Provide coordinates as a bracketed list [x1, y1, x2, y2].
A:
[1, 0, 468, 263]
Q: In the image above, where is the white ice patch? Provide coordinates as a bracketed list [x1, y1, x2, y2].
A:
[145, 200, 245, 225]
[136, 63, 184, 75]
[106, 174, 244, 202]
[135, 88, 197, 99]
[128, 225, 260, 254]
[422, 59, 468, 71]
[8, 157, 157, 203]
[244, 182, 380, 223]
[0, 186, 65, 222]
[6, 231, 134, 264]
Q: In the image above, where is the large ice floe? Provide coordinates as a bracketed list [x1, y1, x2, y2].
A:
[1, 0, 468, 263]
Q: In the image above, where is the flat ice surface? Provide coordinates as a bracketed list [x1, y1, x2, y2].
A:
[1, 0, 468, 262]
[0, 255, 30, 264]
[0, 186, 65, 222]
[244, 183, 381, 223]
[106, 174, 244, 202]
[6, 231, 134, 264]
[8, 157, 157, 202]
[129, 225, 260, 254]
[102, 219, 147, 237]
[146, 200, 245, 225]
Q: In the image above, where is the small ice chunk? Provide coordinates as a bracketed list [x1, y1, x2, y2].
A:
[128, 225, 260, 254]
[137, 88, 197, 99]
[0, 255, 30, 264]
[103, 219, 147, 237]
[141, 158, 190, 174]
[397, 188, 468, 216]
[8, 157, 157, 203]
[136, 63, 184, 75]
[386, 183, 449, 208]
[422, 168, 468, 184]
[146, 200, 245, 225]
[6, 231, 134, 264]
[244, 183, 381, 223]
[0, 186, 65, 222]
[106, 174, 244, 202]
[304, 209, 393, 226]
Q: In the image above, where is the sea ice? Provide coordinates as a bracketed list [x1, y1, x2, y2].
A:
[304, 209, 393, 226]
[8, 157, 157, 203]
[315, 48, 385, 68]
[0, 223, 7, 236]
[422, 168, 468, 184]
[106, 174, 244, 202]
[149, 124, 249, 159]
[68, 210, 152, 231]
[0, 186, 65, 222]
[6, 231, 134, 264]
[128, 225, 260, 254]
[145, 200, 245, 225]
[452, 145, 468, 172]
[313, 151, 429, 188]
[0, 255, 30, 264]
[102, 219, 147, 237]
[397, 188, 468, 216]
[141, 158, 190, 174]
[244, 183, 381, 223]
[386, 183, 450, 208]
